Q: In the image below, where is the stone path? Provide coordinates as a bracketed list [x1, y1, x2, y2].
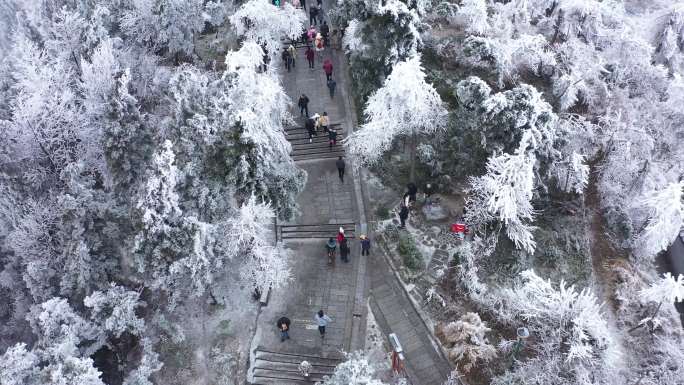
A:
[369, 248, 453, 385]
[248, 2, 453, 383]
[248, 8, 367, 383]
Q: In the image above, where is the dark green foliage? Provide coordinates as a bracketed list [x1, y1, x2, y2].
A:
[374, 205, 390, 220]
[398, 234, 422, 270]
[338, 0, 422, 105]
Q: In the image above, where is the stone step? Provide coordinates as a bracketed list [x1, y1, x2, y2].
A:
[280, 223, 356, 239]
[253, 360, 335, 375]
[251, 377, 315, 385]
[285, 122, 343, 132]
[292, 151, 345, 161]
[290, 139, 346, 150]
[288, 135, 345, 144]
[252, 371, 326, 385]
[291, 149, 345, 157]
[255, 348, 344, 366]
[281, 232, 356, 239]
[250, 348, 343, 385]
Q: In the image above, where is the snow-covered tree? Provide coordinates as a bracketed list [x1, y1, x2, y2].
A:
[229, 0, 306, 60]
[460, 34, 556, 88]
[337, 0, 422, 101]
[122, 338, 163, 385]
[467, 151, 537, 253]
[490, 270, 621, 385]
[84, 283, 145, 337]
[120, 0, 206, 59]
[233, 196, 290, 293]
[319, 352, 388, 385]
[102, 69, 154, 191]
[654, 5, 684, 75]
[455, 0, 490, 36]
[345, 55, 447, 179]
[0, 343, 39, 385]
[635, 272, 684, 332]
[633, 181, 684, 260]
[437, 312, 496, 372]
[135, 140, 182, 240]
[220, 42, 306, 218]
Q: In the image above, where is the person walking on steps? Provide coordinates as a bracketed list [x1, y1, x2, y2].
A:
[328, 128, 337, 150]
[315, 32, 324, 60]
[309, 5, 318, 25]
[323, 58, 333, 81]
[298, 94, 309, 117]
[325, 237, 337, 266]
[287, 44, 296, 68]
[305, 117, 316, 143]
[327, 78, 336, 98]
[315, 310, 332, 339]
[337, 227, 346, 244]
[399, 204, 409, 228]
[305, 45, 315, 68]
[311, 113, 321, 134]
[360, 234, 371, 256]
[336, 156, 345, 183]
[319, 111, 329, 133]
[277, 316, 291, 342]
[307, 25, 316, 43]
[321, 21, 330, 46]
[282, 49, 291, 72]
[301, 27, 309, 45]
[340, 238, 350, 263]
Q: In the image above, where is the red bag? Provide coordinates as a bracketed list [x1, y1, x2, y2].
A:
[451, 223, 467, 233]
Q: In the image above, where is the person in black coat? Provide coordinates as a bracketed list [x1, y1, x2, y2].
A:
[328, 129, 337, 150]
[305, 118, 316, 142]
[277, 316, 291, 341]
[399, 205, 409, 228]
[321, 21, 330, 46]
[309, 5, 318, 25]
[340, 238, 350, 263]
[407, 183, 418, 203]
[360, 234, 371, 256]
[298, 94, 309, 117]
[336, 156, 345, 182]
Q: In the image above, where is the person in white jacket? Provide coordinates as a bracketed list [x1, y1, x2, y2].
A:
[315, 310, 332, 338]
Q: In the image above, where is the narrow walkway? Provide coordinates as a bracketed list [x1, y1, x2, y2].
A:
[369, 249, 453, 385]
[249, 2, 452, 384]
[248, 7, 367, 384]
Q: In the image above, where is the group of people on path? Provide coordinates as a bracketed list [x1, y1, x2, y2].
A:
[325, 227, 371, 265]
[276, 309, 332, 342]
[298, 95, 339, 148]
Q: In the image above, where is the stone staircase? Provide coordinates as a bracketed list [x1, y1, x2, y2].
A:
[250, 349, 343, 385]
[426, 249, 450, 283]
[279, 222, 356, 240]
[285, 123, 345, 161]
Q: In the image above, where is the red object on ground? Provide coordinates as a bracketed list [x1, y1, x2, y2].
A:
[451, 223, 467, 233]
[391, 351, 404, 374]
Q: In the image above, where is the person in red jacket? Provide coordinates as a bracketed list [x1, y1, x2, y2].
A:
[323, 58, 333, 81]
[306, 46, 315, 69]
[336, 227, 345, 244]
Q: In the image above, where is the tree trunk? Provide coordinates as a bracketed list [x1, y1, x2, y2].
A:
[551, 10, 564, 44]
[409, 132, 417, 183]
